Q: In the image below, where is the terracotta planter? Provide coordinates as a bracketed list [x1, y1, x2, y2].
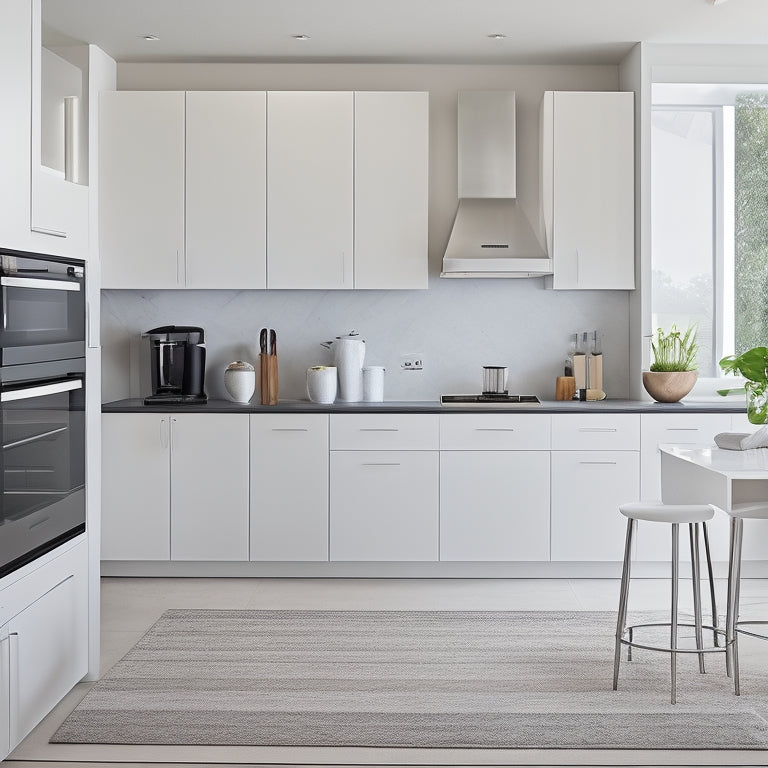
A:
[642, 370, 698, 403]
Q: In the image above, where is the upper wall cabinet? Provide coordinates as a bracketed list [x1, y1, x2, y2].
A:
[185, 91, 266, 289]
[0, 0, 88, 258]
[99, 89, 429, 290]
[267, 91, 354, 289]
[100, 91, 185, 288]
[355, 92, 429, 290]
[541, 91, 635, 290]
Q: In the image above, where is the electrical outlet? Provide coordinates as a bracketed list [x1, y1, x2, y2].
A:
[400, 355, 423, 371]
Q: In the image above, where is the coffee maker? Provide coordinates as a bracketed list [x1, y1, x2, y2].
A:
[143, 325, 207, 405]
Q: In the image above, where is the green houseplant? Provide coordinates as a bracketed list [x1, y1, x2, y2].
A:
[642, 324, 699, 403]
[718, 346, 768, 424]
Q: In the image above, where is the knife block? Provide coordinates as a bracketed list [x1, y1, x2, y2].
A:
[259, 353, 278, 405]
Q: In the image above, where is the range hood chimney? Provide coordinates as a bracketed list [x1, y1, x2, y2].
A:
[441, 91, 552, 278]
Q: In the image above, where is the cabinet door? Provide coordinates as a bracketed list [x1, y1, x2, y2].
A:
[440, 451, 550, 561]
[549, 91, 634, 290]
[8, 571, 87, 747]
[101, 413, 171, 560]
[250, 414, 329, 561]
[267, 91, 354, 289]
[354, 92, 428, 289]
[99, 91, 184, 288]
[0, 625, 9, 761]
[186, 91, 266, 289]
[170, 414, 249, 561]
[551, 450, 639, 561]
[330, 451, 438, 561]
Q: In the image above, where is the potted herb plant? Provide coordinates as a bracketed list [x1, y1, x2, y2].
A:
[642, 324, 699, 403]
[718, 346, 768, 424]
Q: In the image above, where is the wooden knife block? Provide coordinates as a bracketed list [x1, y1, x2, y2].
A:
[259, 353, 278, 405]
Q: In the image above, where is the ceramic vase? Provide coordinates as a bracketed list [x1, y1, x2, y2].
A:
[224, 361, 256, 403]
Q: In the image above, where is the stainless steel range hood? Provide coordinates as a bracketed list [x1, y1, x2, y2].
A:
[441, 91, 552, 278]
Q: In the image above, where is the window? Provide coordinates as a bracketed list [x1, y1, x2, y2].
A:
[652, 84, 768, 377]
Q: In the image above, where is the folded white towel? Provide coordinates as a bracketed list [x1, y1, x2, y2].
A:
[715, 425, 768, 450]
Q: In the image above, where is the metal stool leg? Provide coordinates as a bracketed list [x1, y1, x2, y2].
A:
[726, 516, 743, 694]
[689, 523, 705, 673]
[702, 521, 720, 648]
[613, 517, 635, 691]
[671, 522, 680, 704]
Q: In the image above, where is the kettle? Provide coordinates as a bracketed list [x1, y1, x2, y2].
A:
[322, 331, 366, 402]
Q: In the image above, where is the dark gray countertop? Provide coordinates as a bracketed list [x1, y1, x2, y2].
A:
[102, 398, 748, 414]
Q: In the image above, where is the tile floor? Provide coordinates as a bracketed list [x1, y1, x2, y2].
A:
[6, 575, 768, 768]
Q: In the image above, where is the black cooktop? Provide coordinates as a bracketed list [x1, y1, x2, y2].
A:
[440, 394, 541, 407]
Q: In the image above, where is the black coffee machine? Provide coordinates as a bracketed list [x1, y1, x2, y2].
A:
[143, 325, 207, 405]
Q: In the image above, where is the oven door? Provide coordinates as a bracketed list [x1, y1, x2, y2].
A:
[0, 251, 85, 366]
[0, 361, 85, 577]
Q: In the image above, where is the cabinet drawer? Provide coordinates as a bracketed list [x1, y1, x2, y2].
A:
[551, 414, 639, 450]
[440, 414, 551, 450]
[330, 414, 438, 450]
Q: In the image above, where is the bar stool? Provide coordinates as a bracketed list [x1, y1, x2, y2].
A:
[613, 502, 727, 704]
[725, 502, 768, 695]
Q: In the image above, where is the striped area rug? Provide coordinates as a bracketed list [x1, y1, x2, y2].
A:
[52, 609, 768, 749]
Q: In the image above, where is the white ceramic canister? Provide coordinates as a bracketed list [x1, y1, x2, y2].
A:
[223, 361, 256, 403]
[307, 366, 338, 404]
[362, 366, 385, 402]
[323, 332, 365, 402]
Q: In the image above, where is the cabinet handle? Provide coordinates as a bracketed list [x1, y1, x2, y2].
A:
[271, 428, 309, 432]
[578, 428, 618, 433]
[665, 428, 700, 432]
[160, 418, 169, 449]
[575, 248, 580, 284]
[359, 428, 399, 432]
[362, 462, 401, 466]
[31, 226, 67, 238]
[579, 460, 617, 465]
[176, 251, 182, 285]
[475, 428, 516, 432]
[340, 252, 345, 286]
[169, 418, 177, 450]
[8, 631, 18, 741]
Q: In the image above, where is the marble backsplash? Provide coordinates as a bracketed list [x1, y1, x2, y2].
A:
[101, 280, 630, 404]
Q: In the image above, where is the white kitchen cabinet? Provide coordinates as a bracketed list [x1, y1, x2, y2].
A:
[185, 91, 266, 289]
[440, 451, 550, 561]
[101, 413, 249, 561]
[551, 450, 640, 561]
[330, 450, 439, 561]
[99, 91, 185, 288]
[0, 0, 87, 257]
[101, 413, 171, 560]
[330, 413, 439, 451]
[541, 91, 634, 290]
[551, 413, 640, 451]
[8, 567, 87, 747]
[249, 414, 329, 561]
[354, 92, 429, 289]
[637, 412, 736, 562]
[170, 414, 249, 561]
[267, 91, 354, 289]
[0, 623, 9, 761]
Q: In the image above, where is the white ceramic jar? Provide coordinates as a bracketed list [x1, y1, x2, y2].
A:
[224, 361, 256, 403]
[362, 366, 385, 402]
[307, 366, 337, 404]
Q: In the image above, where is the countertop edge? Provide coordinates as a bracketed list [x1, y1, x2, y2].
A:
[102, 398, 748, 415]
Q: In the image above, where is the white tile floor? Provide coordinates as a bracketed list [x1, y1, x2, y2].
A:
[7, 575, 768, 768]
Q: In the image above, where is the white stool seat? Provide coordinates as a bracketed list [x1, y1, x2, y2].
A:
[619, 502, 717, 524]
[727, 502, 768, 520]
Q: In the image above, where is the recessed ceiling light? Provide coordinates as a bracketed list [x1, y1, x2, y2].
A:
[292, 34, 311, 40]
[140, 34, 159, 41]
[487, 33, 506, 40]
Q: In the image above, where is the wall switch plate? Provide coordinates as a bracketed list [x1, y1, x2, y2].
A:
[400, 354, 423, 371]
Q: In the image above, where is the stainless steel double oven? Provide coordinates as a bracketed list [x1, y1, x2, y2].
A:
[0, 248, 86, 578]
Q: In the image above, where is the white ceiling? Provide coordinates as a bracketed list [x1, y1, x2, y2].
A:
[42, 0, 768, 65]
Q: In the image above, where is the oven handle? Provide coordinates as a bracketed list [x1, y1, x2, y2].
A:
[0, 276, 81, 292]
[1, 379, 82, 402]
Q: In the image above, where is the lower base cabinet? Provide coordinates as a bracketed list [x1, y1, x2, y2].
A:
[440, 451, 550, 561]
[330, 451, 439, 561]
[550, 451, 640, 561]
[250, 414, 329, 561]
[101, 413, 249, 561]
[0, 540, 88, 761]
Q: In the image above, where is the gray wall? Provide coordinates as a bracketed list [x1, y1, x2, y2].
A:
[102, 62, 630, 403]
